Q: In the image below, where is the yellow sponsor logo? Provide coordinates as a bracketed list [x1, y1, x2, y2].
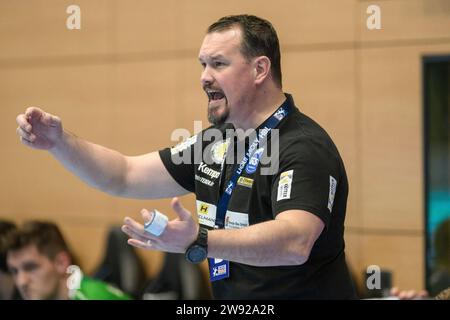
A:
[280, 171, 293, 184]
[199, 203, 209, 214]
[280, 171, 291, 178]
[280, 176, 290, 184]
[211, 139, 230, 164]
[237, 177, 254, 188]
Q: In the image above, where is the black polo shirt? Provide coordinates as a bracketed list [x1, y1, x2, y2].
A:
[159, 94, 356, 299]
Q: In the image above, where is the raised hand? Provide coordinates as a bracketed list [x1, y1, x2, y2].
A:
[16, 107, 63, 150]
[121, 197, 198, 253]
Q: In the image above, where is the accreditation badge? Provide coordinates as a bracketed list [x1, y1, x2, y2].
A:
[208, 258, 230, 281]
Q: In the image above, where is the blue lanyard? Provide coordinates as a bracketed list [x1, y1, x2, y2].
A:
[214, 100, 291, 228]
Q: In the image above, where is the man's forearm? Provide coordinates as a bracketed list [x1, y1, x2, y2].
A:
[49, 131, 128, 196]
[207, 219, 311, 267]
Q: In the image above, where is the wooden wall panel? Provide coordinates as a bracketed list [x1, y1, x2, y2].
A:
[359, 43, 450, 231]
[361, 233, 424, 291]
[359, 0, 450, 42]
[0, 0, 113, 59]
[114, 0, 182, 54]
[110, 59, 181, 153]
[0, 64, 117, 221]
[346, 230, 424, 294]
[177, 0, 356, 51]
[114, 0, 355, 54]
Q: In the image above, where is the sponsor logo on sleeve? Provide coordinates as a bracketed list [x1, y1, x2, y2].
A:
[170, 135, 198, 155]
[328, 175, 337, 212]
[277, 170, 293, 201]
[196, 201, 216, 228]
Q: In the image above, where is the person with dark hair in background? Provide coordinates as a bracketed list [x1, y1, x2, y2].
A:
[0, 220, 21, 300]
[6, 221, 131, 300]
[15, 15, 356, 299]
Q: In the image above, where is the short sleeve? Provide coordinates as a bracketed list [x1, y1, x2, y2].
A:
[158, 134, 198, 193]
[271, 137, 341, 229]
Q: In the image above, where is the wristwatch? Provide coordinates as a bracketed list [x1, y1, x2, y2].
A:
[185, 227, 208, 264]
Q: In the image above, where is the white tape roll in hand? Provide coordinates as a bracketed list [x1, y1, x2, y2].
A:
[144, 209, 168, 236]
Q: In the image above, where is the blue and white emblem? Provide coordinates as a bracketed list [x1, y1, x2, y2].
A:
[245, 147, 265, 174]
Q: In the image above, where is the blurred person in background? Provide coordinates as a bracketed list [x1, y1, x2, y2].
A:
[0, 220, 20, 300]
[6, 221, 131, 300]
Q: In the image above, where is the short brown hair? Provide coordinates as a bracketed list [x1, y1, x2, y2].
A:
[7, 221, 74, 262]
[207, 14, 282, 88]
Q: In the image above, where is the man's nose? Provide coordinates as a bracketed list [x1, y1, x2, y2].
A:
[16, 270, 30, 287]
[200, 66, 214, 87]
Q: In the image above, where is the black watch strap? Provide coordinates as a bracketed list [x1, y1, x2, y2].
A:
[196, 227, 208, 247]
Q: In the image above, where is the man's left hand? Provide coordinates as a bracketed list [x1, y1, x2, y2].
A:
[121, 197, 198, 253]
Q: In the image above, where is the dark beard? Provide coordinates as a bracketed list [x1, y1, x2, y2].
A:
[207, 99, 230, 125]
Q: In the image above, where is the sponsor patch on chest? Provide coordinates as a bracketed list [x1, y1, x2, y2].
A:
[196, 201, 217, 228]
[237, 176, 254, 188]
[224, 210, 249, 229]
[198, 162, 221, 180]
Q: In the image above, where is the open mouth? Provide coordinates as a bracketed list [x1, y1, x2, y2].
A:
[206, 90, 225, 102]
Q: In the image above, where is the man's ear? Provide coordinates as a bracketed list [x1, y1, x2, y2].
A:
[53, 251, 71, 275]
[253, 56, 271, 85]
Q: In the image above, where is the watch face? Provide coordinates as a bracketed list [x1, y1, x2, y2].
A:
[186, 245, 207, 264]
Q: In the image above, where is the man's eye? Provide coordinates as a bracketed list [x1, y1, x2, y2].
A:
[214, 62, 224, 67]
[23, 263, 39, 272]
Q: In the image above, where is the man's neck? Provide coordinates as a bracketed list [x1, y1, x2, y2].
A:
[231, 88, 286, 131]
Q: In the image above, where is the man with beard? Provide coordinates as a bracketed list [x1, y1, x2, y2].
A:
[16, 15, 356, 299]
